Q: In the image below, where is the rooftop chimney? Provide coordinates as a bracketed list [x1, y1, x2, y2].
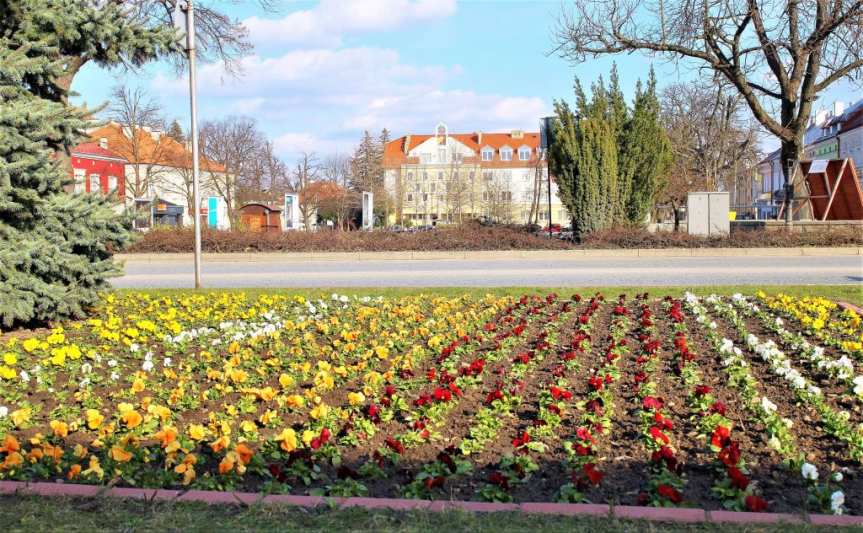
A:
[98, 137, 108, 149]
[511, 129, 523, 139]
[477, 131, 483, 144]
[833, 101, 846, 118]
[403, 135, 411, 154]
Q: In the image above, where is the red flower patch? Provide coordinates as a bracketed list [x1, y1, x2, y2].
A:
[745, 495, 768, 512]
[657, 484, 683, 504]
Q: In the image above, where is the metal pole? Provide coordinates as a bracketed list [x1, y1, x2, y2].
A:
[185, 1, 202, 289]
[784, 159, 794, 227]
[546, 161, 552, 238]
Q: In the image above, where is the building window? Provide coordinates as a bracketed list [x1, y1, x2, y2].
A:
[438, 147, 446, 162]
[469, 171, 475, 180]
[519, 147, 531, 161]
[407, 172, 413, 180]
[89, 174, 101, 194]
[423, 171, 428, 180]
[481, 148, 493, 161]
[483, 171, 493, 181]
[73, 168, 85, 193]
[500, 191, 512, 201]
[431, 183, 436, 192]
[407, 193, 414, 202]
[423, 193, 428, 202]
[454, 153, 463, 163]
[482, 191, 489, 201]
[500, 147, 513, 161]
[108, 176, 118, 194]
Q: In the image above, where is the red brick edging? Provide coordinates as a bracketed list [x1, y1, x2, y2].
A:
[1, 480, 860, 526]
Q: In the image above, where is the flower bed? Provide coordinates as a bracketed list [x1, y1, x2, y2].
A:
[0, 291, 861, 515]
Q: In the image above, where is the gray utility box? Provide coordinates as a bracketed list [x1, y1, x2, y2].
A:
[687, 192, 730, 236]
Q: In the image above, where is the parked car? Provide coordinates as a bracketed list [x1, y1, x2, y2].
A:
[542, 224, 562, 234]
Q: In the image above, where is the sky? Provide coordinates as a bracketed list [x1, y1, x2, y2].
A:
[70, 0, 860, 161]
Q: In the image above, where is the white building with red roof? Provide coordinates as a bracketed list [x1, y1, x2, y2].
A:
[383, 122, 569, 226]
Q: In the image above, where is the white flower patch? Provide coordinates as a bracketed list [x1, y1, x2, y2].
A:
[831, 490, 845, 515]
[761, 396, 778, 413]
[801, 462, 819, 481]
[0, 406, 7, 418]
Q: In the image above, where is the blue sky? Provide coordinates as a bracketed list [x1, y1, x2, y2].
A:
[71, 0, 859, 161]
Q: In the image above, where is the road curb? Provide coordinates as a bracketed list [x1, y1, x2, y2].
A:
[115, 246, 862, 263]
[1, 481, 861, 526]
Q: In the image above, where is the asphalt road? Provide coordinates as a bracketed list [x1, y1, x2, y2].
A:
[113, 255, 863, 288]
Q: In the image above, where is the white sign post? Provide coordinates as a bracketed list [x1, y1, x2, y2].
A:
[362, 191, 374, 230]
[284, 193, 299, 230]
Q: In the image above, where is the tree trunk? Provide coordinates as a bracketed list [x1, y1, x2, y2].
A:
[779, 133, 804, 225]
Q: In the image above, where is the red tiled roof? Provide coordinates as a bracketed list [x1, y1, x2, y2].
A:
[71, 142, 126, 161]
[88, 123, 227, 173]
[384, 131, 541, 168]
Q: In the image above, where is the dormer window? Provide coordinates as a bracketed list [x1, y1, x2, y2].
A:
[500, 146, 513, 161]
[481, 147, 494, 161]
[518, 146, 531, 161]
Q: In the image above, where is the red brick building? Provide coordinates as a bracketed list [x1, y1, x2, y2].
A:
[69, 140, 126, 199]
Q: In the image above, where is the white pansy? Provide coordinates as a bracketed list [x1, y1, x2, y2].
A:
[853, 376, 863, 396]
[130, 343, 139, 352]
[142, 360, 154, 372]
[832, 472, 843, 482]
[81, 363, 92, 374]
[760, 397, 777, 413]
[801, 462, 819, 481]
[110, 371, 120, 381]
[709, 321, 717, 329]
[163, 357, 172, 367]
[830, 490, 845, 515]
[0, 406, 7, 418]
[107, 359, 117, 367]
[20, 371, 30, 383]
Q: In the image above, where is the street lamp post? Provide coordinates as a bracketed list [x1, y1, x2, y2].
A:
[174, 0, 202, 288]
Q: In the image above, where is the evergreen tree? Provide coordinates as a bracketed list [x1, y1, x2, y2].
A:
[167, 120, 186, 144]
[620, 69, 673, 225]
[0, 0, 175, 327]
[548, 101, 617, 240]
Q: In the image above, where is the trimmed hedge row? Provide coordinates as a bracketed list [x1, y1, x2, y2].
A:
[124, 224, 863, 253]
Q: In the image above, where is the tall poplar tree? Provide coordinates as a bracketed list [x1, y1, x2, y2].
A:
[0, 0, 175, 327]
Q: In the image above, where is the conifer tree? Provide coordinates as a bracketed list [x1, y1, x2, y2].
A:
[620, 69, 672, 225]
[0, 0, 175, 327]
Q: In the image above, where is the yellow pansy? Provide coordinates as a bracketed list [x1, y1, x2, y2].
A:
[49, 420, 69, 438]
[187, 424, 207, 441]
[310, 403, 329, 420]
[275, 428, 298, 452]
[86, 409, 105, 429]
[347, 392, 366, 406]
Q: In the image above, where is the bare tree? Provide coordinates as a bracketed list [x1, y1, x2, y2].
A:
[294, 152, 320, 230]
[481, 171, 514, 223]
[107, 85, 169, 204]
[661, 81, 761, 202]
[553, 0, 863, 218]
[199, 116, 265, 224]
[322, 154, 355, 229]
[54, 0, 281, 95]
[442, 158, 469, 224]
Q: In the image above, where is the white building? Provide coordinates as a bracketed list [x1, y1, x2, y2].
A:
[756, 99, 863, 217]
[88, 122, 231, 229]
[383, 123, 569, 226]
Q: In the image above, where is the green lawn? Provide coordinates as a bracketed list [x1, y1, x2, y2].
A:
[0, 496, 854, 533]
[114, 285, 863, 306]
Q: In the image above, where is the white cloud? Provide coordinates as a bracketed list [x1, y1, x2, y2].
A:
[152, 45, 548, 158]
[244, 0, 457, 48]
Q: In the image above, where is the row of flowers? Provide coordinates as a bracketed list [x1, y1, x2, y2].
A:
[683, 293, 850, 515]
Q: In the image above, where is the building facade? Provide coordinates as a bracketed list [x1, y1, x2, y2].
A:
[69, 141, 127, 200]
[87, 122, 230, 228]
[383, 123, 569, 226]
[756, 99, 863, 218]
